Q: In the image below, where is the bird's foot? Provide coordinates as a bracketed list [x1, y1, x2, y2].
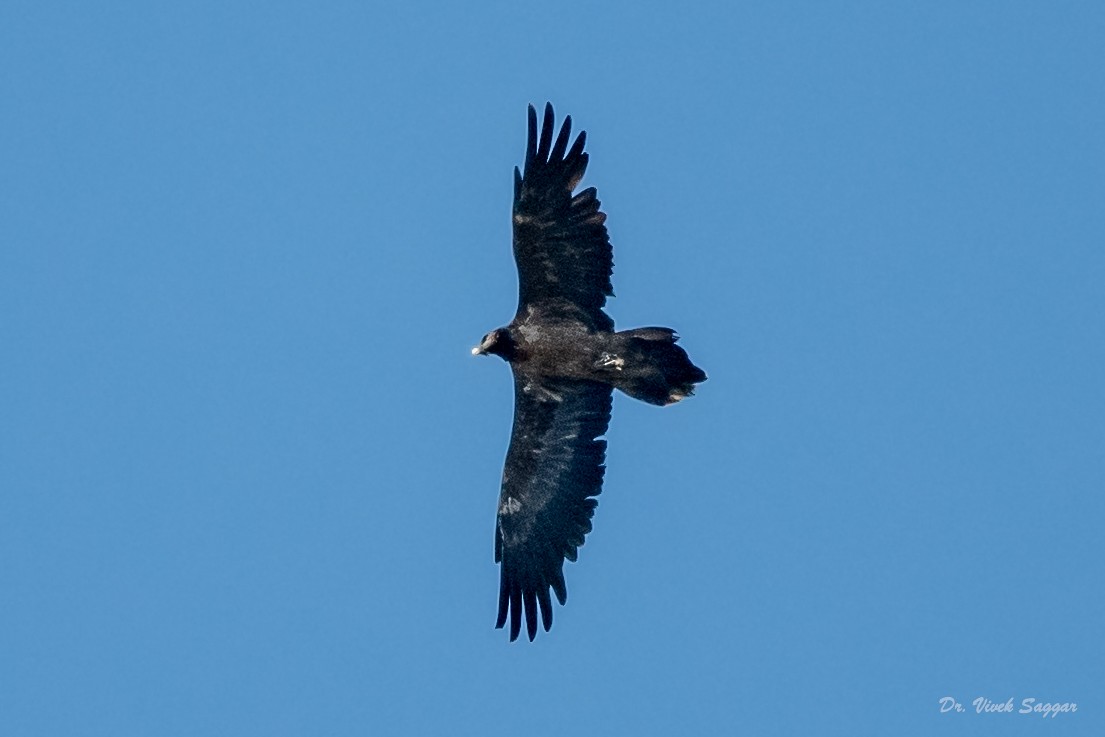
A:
[596, 352, 625, 371]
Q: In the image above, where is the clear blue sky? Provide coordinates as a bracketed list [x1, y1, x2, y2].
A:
[2, 2, 1102, 735]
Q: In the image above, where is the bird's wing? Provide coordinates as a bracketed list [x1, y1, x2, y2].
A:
[495, 371, 613, 641]
[512, 103, 614, 332]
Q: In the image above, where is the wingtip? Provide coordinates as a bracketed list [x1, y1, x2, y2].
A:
[509, 585, 522, 641]
[524, 105, 538, 171]
[537, 103, 555, 161]
[551, 113, 573, 162]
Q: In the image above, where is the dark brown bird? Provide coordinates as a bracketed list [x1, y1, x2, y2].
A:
[473, 103, 706, 641]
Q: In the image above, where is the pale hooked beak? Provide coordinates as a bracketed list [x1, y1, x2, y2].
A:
[472, 333, 496, 356]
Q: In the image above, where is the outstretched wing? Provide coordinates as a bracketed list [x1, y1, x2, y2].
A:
[495, 371, 613, 641]
[513, 103, 614, 332]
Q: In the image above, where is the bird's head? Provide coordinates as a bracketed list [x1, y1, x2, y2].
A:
[471, 328, 516, 360]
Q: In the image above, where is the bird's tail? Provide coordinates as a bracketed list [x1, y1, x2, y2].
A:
[611, 327, 707, 406]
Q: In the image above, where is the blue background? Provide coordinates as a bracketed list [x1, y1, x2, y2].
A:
[2, 2, 1102, 735]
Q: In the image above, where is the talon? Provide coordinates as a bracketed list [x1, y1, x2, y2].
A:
[596, 352, 625, 371]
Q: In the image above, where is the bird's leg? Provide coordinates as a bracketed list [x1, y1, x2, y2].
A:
[595, 352, 625, 371]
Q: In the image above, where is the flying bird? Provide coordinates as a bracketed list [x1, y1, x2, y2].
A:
[473, 103, 706, 641]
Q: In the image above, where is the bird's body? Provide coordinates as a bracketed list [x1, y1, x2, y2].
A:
[473, 104, 706, 641]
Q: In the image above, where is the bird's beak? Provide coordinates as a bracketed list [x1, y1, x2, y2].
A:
[472, 334, 496, 356]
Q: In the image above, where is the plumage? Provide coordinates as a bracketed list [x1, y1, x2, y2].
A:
[474, 104, 706, 641]
[513, 103, 613, 332]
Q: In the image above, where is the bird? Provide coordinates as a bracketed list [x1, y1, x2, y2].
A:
[472, 103, 706, 641]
